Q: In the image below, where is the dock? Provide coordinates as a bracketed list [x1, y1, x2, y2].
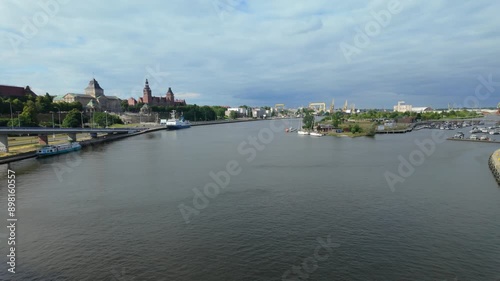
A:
[446, 138, 500, 144]
[489, 149, 500, 185]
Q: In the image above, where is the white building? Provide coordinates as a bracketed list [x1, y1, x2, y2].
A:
[393, 101, 413, 112]
[225, 107, 246, 117]
[411, 107, 433, 113]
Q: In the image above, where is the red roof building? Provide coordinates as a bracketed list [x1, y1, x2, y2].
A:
[0, 85, 37, 98]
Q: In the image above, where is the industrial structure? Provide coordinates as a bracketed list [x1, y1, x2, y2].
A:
[308, 102, 326, 112]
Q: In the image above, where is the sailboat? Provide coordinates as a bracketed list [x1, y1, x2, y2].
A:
[297, 119, 309, 135]
[309, 118, 323, 137]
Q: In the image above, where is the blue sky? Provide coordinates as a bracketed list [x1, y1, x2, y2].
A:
[1, 0, 499, 109]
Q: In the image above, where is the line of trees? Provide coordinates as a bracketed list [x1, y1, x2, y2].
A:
[351, 109, 479, 121]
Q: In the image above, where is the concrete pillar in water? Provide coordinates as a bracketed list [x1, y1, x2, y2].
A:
[67, 133, 77, 142]
[38, 135, 48, 145]
[0, 134, 9, 152]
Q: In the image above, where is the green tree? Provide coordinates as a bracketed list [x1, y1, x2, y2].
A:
[212, 106, 226, 119]
[303, 114, 314, 129]
[121, 100, 129, 112]
[19, 100, 38, 126]
[62, 109, 83, 128]
[229, 111, 238, 119]
[93, 112, 123, 127]
[349, 124, 362, 133]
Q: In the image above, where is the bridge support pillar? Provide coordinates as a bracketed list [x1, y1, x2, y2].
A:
[67, 133, 77, 142]
[90, 132, 98, 139]
[38, 135, 48, 145]
[0, 134, 8, 152]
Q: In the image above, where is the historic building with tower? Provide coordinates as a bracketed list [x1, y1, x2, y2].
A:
[128, 79, 186, 107]
[55, 78, 122, 112]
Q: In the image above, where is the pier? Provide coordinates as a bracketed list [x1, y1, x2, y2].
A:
[446, 138, 500, 144]
[489, 149, 500, 185]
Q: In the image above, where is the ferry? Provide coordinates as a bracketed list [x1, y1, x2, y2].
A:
[36, 142, 81, 157]
[166, 110, 191, 130]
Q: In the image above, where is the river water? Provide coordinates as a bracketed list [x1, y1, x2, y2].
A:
[1, 118, 499, 280]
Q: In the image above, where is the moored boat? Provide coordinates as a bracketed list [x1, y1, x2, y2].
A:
[166, 110, 191, 130]
[310, 131, 323, 137]
[36, 142, 81, 157]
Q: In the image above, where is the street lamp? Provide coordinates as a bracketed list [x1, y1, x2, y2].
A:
[16, 111, 20, 128]
[51, 111, 55, 139]
[8, 101, 13, 129]
[80, 111, 84, 128]
[58, 109, 61, 128]
[104, 111, 108, 128]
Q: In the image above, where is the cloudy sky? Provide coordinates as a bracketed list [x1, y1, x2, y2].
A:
[1, 0, 499, 109]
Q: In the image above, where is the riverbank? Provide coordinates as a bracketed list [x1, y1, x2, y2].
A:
[0, 119, 266, 164]
[488, 149, 500, 185]
[0, 127, 161, 165]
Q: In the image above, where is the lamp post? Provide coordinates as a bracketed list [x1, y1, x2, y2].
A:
[58, 109, 61, 128]
[16, 111, 20, 127]
[51, 111, 55, 139]
[9, 101, 13, 129]
[104, 111, 108, 128]
[80, 111, 84, 128]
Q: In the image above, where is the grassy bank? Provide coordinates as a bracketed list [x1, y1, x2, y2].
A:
[322, 120, 376, 138]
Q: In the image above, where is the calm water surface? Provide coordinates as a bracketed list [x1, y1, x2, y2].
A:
[1, 119, 499, 280]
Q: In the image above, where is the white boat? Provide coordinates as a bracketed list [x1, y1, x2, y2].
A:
[297, 119, 309, 135]
[36, 142, 81, 157]
[166, 110, 191, 130]
[470, 134, 478, 140]
[309, 119, 323, 137]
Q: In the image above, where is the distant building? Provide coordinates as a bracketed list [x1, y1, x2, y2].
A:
[55, 78, 122, 112]
[393, 101, 412, 112]
[127, 97, 138, 106]
[225, 107, 246, 117]
[0, 85, 37, 98]
[129, 79, 186, 107]
[411, 107, 433, 113]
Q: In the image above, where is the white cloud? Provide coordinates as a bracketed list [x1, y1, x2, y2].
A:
[0, 0, 499, 108]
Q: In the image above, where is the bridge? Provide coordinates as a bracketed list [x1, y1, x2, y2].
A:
[0, 127, 147, 152]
